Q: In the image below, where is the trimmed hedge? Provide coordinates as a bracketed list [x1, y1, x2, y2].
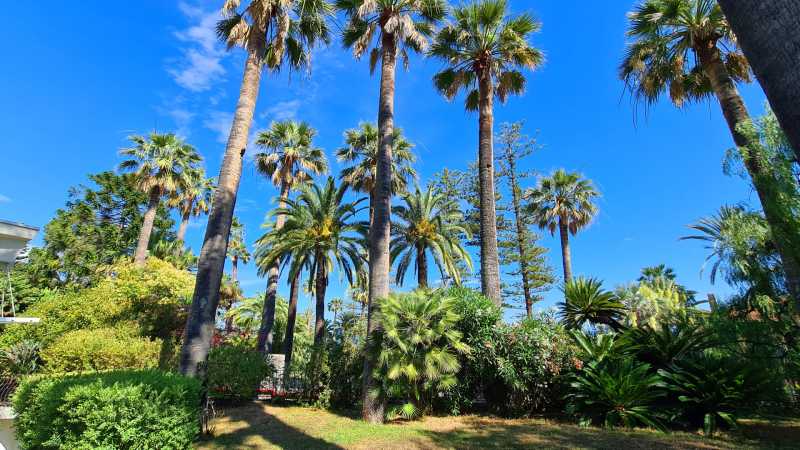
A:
[41, 328, 161, 373]
[207, 344, 271, 402]
[13, 369, 201, 450]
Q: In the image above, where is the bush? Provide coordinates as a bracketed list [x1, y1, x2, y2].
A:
[0, 340, 42, 376]
[41, 327, 161, 373]
[13, 369, 201, 450]
[207, 344, 271, 402]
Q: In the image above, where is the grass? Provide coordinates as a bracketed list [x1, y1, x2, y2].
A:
[196, 402, 800, 449]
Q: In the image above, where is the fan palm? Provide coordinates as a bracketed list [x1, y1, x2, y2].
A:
[253, 120, 328, 354]
[181, 0, 332, 376]
[337, 123, 417, 225]
[620, 0, 800, 303]
[118, 133, 201, 267]
[391, 185, 472, 288]
[336, 0, 445, 422]
[526, 170, 599, 282]
[429, 0, 543, 305]
[226, 217, 250, 283]
[169, 169, 215, 243]
[559, 277, 626, 331]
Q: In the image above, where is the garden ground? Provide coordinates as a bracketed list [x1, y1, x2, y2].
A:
[196, 402, 800, 449]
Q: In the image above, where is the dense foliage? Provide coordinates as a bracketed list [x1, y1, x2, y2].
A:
[206, 344, 272, 402]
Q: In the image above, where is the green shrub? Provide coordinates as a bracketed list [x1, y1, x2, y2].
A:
[41, 327, 161, 373]
[0, 340, 42, 376]
[207, 344, 271, 402]
[13, 369, 201, 450]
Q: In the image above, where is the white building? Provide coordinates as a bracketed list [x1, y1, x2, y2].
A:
[0, 220, 38, 272]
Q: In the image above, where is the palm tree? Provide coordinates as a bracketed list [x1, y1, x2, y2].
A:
[253, 120, 328, 354]
[329, 297, 343, 325]
[180, 0, 331, 377]
[526, 170, 599, 282]
[716, 0, 800, 158]
[638, 264, 677, 284]
[255, 177, 366, 356]
[119, 133, 201, 267]
[337, 123, 417, 226]
[169, 170, 214, 243]
[429, 0, 543, 305]
[226, 216, 250, 283]
[559, 277, 626, 331]
[391, 185, 472, 288]
[620, 0, 800, 303]
[336, 0, 445, 422]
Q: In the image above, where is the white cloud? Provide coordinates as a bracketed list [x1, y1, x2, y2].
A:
[260, 100, 302, 122]
[203, 110, 234, 143]
[0, 194, 10, 203]
[167, 107, 195, 137]
[169, 2, 226, 92]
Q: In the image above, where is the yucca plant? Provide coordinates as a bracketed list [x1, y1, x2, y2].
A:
[566, 358, 665, 430]
[374, 290, 470, 420]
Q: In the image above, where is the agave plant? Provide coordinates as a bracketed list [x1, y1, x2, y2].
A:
[559, 277, 626, 331]
[0, 340, 42, 376]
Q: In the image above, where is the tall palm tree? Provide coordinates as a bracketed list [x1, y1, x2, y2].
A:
[391, 185, 472, 288]
[255, 178, 366, 357]
[526, 170, 599, 282]
[119, 133, 201, 267]
[337, 123, 417, 226]
[253, 120, 328, 354]
[180, 0, 331, 377]
[429, 0, 543, 305]
[226, 216, 250, 283]
[169, 170, 214, 243]
[716, 0, 800, 158]
[620, 0, 800, 303]
[336, 0, 445, 422]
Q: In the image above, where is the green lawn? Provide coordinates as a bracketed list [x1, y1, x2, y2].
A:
[196, 402, 800, 449]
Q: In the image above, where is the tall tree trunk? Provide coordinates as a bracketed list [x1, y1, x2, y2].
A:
[362, 32, 396, 424]
[477, 70, 502, 305]
[179, 52, 263, 377]
[231, 256, 238, 283]
[416, 243, 428, 288]
[558, 217, 572, 282]
[314, 255, 327, 348]
[177, 209, 191, 243]
[257, 182, 291, 354]
[505, 149, 534, 317]
[134, 187, 161, 267]
[717, 0, 800, 160]
[282, 273, 300, 388]
[698, 43, 800, 306]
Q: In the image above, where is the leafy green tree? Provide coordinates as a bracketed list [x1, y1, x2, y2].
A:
[168, 170, 214, 243]
[337, 0, 446, 422]
[181, 0, 331, 377]
[527, 170, 599, 282]
[391, 185, 472, 288]
[254, 120, 328, 354]
[559, 277, 626, 331]
[620, 0, 800, 304]
[118, 133, 201, 267]
[430, 0, 544, 305]
[226, 217, 250, 283]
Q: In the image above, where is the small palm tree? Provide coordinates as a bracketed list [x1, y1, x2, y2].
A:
[226, 217, 250, 283]
[559, 277, 626, 331]
[391, 185, 472, 288]
[526, 170, 599, 282]
[329, 297, 343, 325]
[119, 133, 201, 267]
[254, 120, 328, 353]
[429, 0, 543, 305]
[337, 123, 417, 226]
[169, 170, 215, 243]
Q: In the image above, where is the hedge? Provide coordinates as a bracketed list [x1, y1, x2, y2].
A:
[41, 328, 161, 373]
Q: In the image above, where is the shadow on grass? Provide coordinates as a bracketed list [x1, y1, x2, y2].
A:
[201, 402, 344, 450]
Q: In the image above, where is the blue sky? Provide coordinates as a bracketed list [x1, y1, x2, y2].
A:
[0, 1, 768, 319]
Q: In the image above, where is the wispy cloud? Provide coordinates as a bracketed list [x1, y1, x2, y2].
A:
[203, 110, 234, 143]
[0, 194, 10, 203]
[168, 2, 226, 92]
[260, 100, 302, 122]
[167, 107, 195, 137]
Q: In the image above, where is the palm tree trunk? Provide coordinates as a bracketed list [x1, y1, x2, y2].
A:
[282, 272, 300, 389]
[314, 256, 327, 348]
[416, 243, 428, 288]
[506, 151, 534, 317]
[257, 182, 291, 355]
[362, 32, 396, 424]
[477, 71, 502, 305]
[558, 217, 572, 282]
[134, 187, 161, 267]
[717, 0, 800, 159]
[179, 51, 263, 377]
[698, 44, 800, 306]
[231, 256, 239, 283]
[177, 209, 191, 243]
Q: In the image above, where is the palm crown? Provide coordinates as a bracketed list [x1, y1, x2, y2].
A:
[429, 0, 543, 110]
[526, 169, 599, 236]
[255, 120, 329, 190]
[227, 217, 252, 264]
[390, 185, 472, 286]
[620, 0, 750, 107]
[168, 169, 215, 218]
[337, 123, 417, 196]
[118, 133, 201, 196]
